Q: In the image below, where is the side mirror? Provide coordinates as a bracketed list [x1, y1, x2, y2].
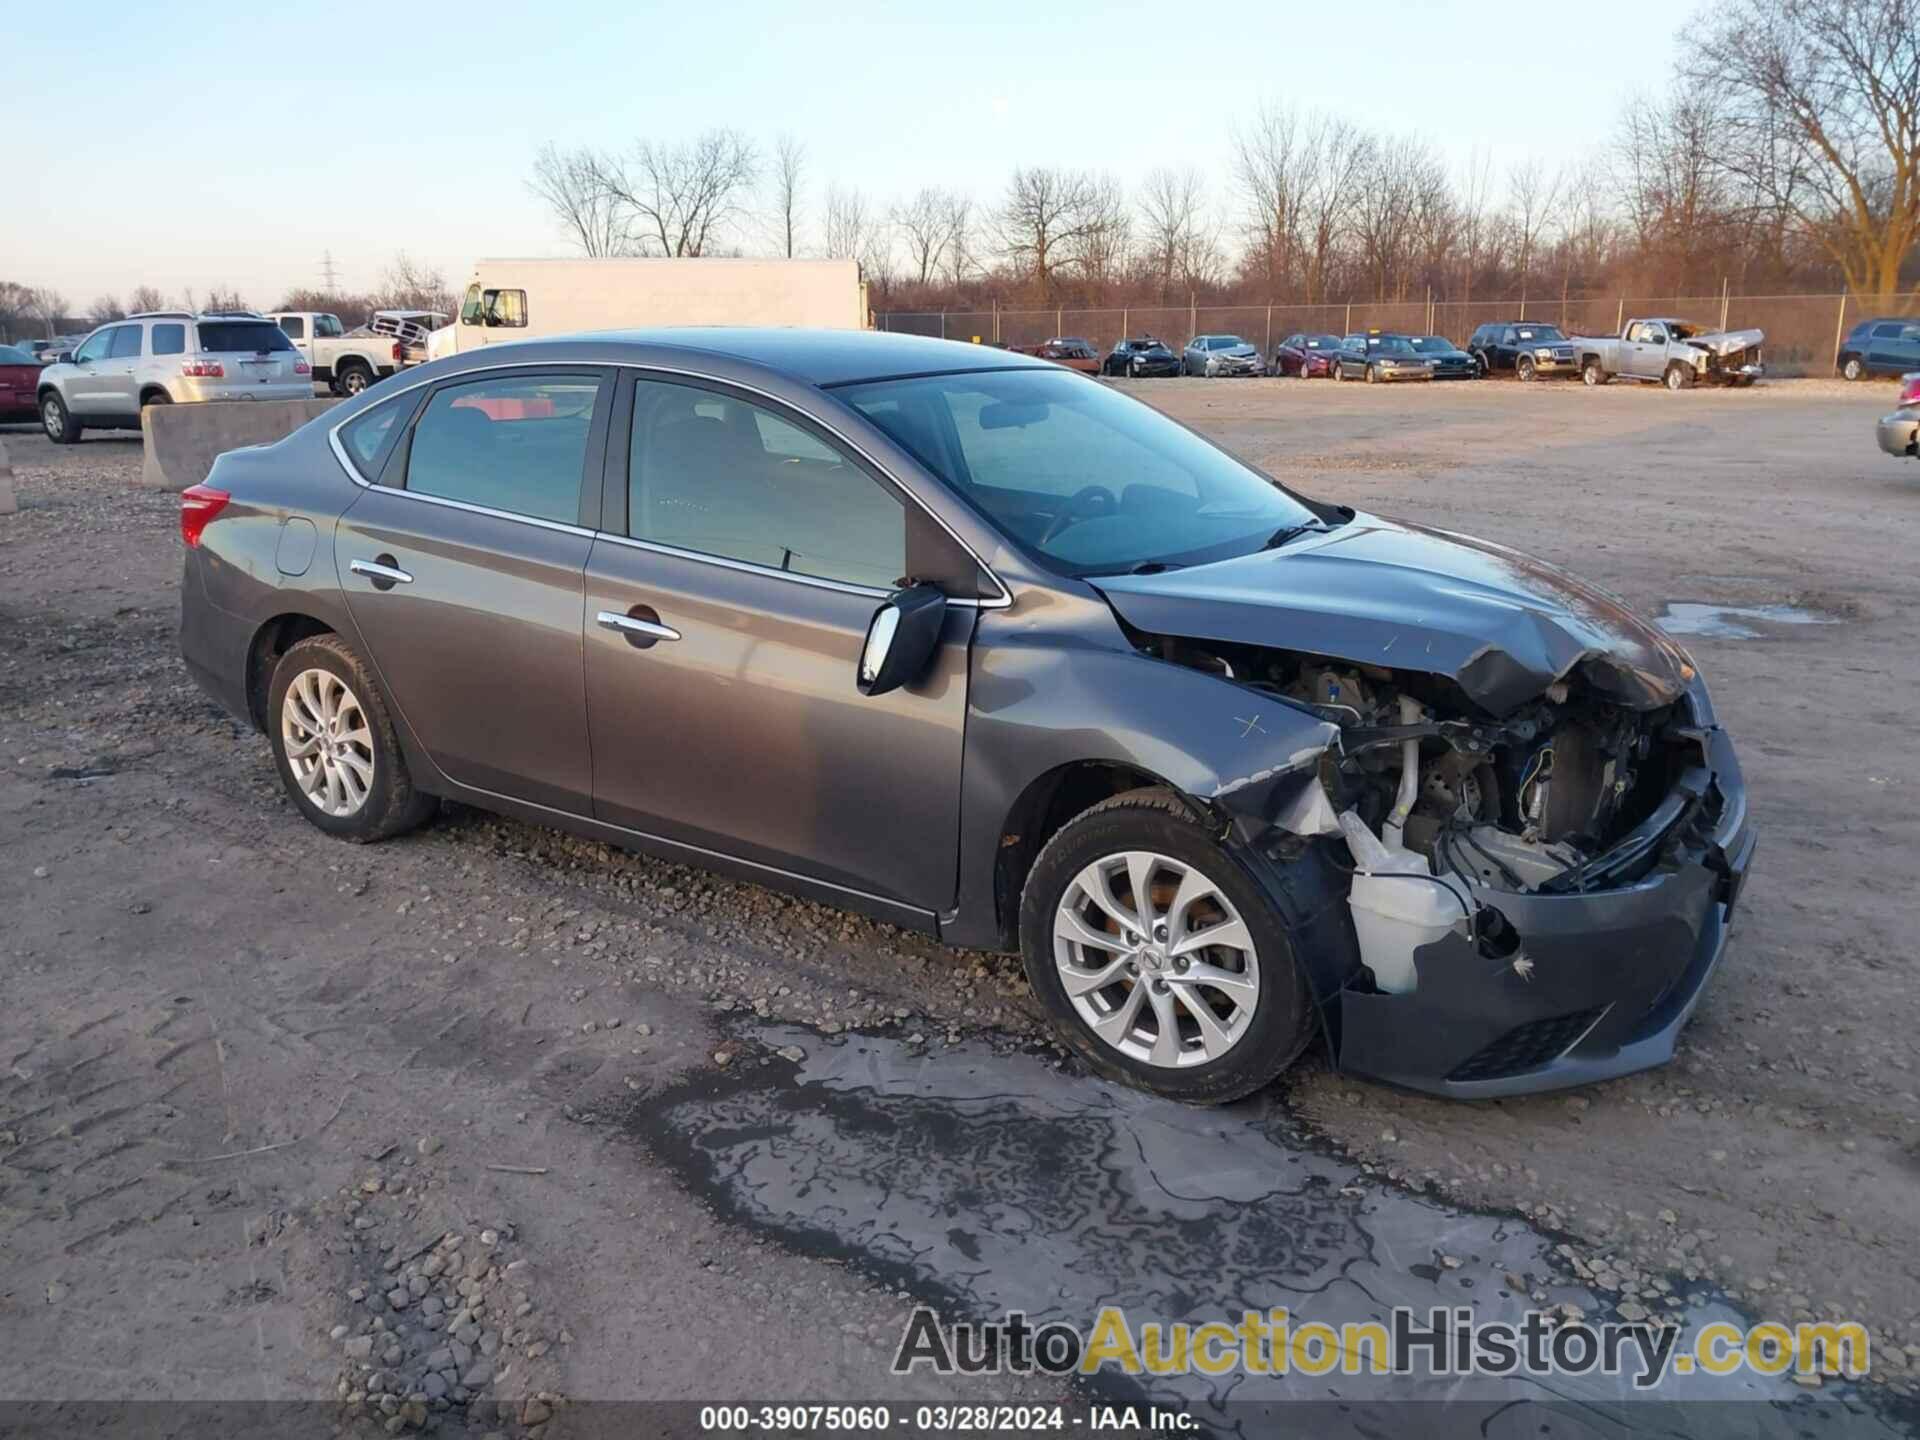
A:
[857, 583, 947, 697]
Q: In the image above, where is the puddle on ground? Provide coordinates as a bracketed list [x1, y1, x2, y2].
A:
[1659, 601, 1838, 639]
[627, 1025, 1907, 1437]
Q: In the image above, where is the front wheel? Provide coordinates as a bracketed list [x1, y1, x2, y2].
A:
[268, 634, 438, 843]
[1330, 362, 1344, 383]
[1516, 355, 1537, 382]
[1364, 364, 1378, 384]
[41, 392, 81, 444]
[1841, 355, 1865, 382]
[1664, 363, 1693, 392]
[1582, 359, 1606, 387]
[1019, 788, 1314, 1105]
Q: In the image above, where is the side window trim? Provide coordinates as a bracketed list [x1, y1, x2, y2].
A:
[603, 364, 1009, 608]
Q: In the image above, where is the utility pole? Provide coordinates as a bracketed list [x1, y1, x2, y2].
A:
[320, 251, 340, 295]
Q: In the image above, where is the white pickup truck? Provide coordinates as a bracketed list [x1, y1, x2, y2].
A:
[1572, 317, 1765, 391]
[266, 311, 414, 396]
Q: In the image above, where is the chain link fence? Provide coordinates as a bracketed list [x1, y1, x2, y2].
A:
[878, 293, 1885, 376]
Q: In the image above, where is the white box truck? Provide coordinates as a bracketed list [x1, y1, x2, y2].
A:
[429, 257, 869, 359]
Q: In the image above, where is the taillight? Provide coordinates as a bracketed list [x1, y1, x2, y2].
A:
[1900, 373, 1920, 406]
[182, 358, 225, 378]
[391, 340, 404, 362]
[180, 484, 230, 548]
[294, 358, 312, 376]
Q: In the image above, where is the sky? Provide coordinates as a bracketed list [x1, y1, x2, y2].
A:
[5, 0, 1689, 311]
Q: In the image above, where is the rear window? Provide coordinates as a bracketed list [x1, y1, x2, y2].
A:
[195, 321, 294, 354]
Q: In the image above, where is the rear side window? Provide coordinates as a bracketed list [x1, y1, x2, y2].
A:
[197, 321, 295, 353]
[338, 393, 416, 480]
[151, 323, 185, 356]
[1872, 322, 1906, 339]
[279, 316, 305, 339]
[108, 326, 143, 359]
[404, 374, 600, 523]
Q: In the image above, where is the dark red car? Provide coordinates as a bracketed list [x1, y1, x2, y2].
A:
[0, 344, 43, 423]
[1011, 337, 1101, 375]
[1273, 333, 1342, 378]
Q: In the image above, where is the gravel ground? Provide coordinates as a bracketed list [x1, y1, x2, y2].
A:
[0, 373, 1917, 1417]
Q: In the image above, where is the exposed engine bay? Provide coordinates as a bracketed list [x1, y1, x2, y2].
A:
[1140, 633, 1712, 995]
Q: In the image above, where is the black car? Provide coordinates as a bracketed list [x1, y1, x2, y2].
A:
[1407, 335, 1478, 379]
[1103, 337, 1181, 377]
[1467, 321, 1579, 380]
[1836, 317, 1920, 381]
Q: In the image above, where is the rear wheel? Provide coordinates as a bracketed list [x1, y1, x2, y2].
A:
[1582, 359, 1606, 387]
[1019, 788, 1315, 1105]
[336, 362, 374, 396]
[268, 634, 437, 843]
[140, 390, 171, 408]
[1516, 355, 1537, 382]
[1841, 355, 1865, 381]
[1664, 362, 1693, 391]
[41, 392, 80, 444]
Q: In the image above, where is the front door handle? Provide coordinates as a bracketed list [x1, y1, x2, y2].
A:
[350, 557, 413, 588]
[596, 608, 681, 647]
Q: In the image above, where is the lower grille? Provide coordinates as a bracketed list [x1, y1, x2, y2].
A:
[1446, 1007, 1607, 1083]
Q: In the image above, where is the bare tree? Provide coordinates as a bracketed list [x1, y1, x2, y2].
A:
[528, 143, 631, 257]
[991, 168, 1110, 301]
[1507, 159, 1564, 297]
[1682, 0, 1920, 301]
[941, 197, 977, 289]
[87, 295, 127, 325]
[1139, 166, 1213, 301]
[823, 183, 876, 263]
[770, 135, 806, 258]
[127, 285, 170, 314]
[1232, 104, 1319, 296]
[596, 129, 759, 257]
[1353, 136, 1447, 300]
[25, 287, 67, 337]
[1068, 175, 1133, 295]
[892, 187, 966, 287]
[203, 286, 250, 313]
[378, 253, 456, 315]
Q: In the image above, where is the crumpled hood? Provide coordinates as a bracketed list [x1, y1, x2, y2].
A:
[1093, 513, 1696, 716]
[1682, 328, 1764, 357]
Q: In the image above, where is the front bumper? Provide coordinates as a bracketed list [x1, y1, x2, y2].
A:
[1333, 723, 1754, 1098]
[1210, 358, 1265, 376]
[1373, 366, 1433, 382]
[1131, 362, 1180, 377]
[1526, 356, 1580, 376]
[1876, 407, 1919, 457]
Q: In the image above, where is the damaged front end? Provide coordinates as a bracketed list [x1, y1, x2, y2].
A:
[1135, 631, 1756, 1098]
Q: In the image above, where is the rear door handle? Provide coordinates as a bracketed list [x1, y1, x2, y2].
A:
[596, 609, 681, 645]
[350, 557, 413, 586]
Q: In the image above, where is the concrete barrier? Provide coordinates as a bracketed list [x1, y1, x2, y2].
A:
[139, 398, 341, 491]
[0, 436, 16, 515]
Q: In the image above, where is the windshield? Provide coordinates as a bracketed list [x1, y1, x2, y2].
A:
[196, 321, 295, 353]
[0, 345, 33, 364]
[1514, 326, 1566, 342]
[314, 314, 345, 337]
[837, 369, 1320, 577]
[1369, 337, 1416, 355]
[1409, 336, 1452, 351]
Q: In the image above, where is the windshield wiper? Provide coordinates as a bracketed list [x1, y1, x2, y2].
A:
[1264, 521, 1330, 550]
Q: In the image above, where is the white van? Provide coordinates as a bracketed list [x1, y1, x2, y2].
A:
[430, 257, 869, 358]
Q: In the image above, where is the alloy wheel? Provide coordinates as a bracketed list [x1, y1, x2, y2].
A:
[281, 667, 375, 818]
[42, 397, 62, 438]
[1053, 850, 1259, 1068]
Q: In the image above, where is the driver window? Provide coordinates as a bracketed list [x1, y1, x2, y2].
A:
[627, 379, 904, 590]
[74, 331, 114, 364]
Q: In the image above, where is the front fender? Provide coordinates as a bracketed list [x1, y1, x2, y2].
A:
[945, 611, 1339, 949]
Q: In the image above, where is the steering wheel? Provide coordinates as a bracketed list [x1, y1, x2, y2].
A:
[1038, 485, 1118, 546]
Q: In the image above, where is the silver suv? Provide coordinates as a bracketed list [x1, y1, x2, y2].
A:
[37, 311, 313, 444]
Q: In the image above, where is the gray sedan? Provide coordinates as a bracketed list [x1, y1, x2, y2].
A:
[179, 329, 1752, 1102]
[1182, 334, 1264, 376]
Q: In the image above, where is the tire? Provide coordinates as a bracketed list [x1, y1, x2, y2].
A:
[1664, 363, 1693, 392]
[1471, 351, 1490, 378]
[1018, 787, 1315, 1105]
[40, 391, 80, 444]
[140, 390, 171, 408]
[1330, 361, 1344, 383]
[1516, 355, 1536, 382]
[1364, 364, 1378, 384]
[1582, 359, 1607, 387]
[268, 634, 438, 843]
[1841, 355, 1865, 382]
[336, 362, 374, 396]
